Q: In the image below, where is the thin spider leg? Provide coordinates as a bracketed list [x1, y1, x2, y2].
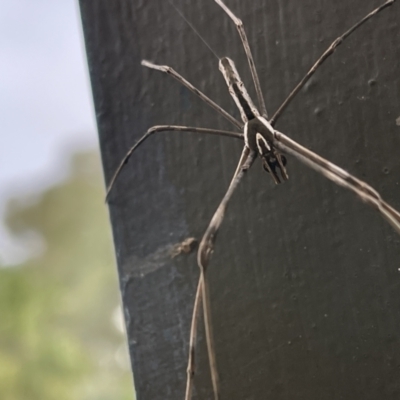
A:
[270, 0, 396, 125]
[195, 147, 256, 400]
[184, 277, 202, 400]
[214, 0, 268, 117]
[142, 60, 242, 129]
[272, 129, 400, 234]
[185, 146, 253, 400]
[105, 125, 243, 201]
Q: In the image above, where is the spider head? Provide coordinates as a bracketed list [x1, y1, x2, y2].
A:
[262, 152, 288, 184]
[255, 131, 288, 184]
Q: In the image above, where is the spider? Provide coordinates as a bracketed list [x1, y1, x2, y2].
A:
[104, 0, 399, 398]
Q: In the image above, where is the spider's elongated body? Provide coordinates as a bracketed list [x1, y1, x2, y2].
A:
[219, 57, 288, 183]
[104, 1, 399, 399]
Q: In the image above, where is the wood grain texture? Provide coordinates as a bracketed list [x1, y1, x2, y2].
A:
[79, 1, 400, 399]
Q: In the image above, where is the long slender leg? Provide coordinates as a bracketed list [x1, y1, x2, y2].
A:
[185, 146, 254, 400]
[105, 125, 243, 201]
[142, 60, 242, 129]
[185, 146, 255, 400]
[186, 147, 256, 400]
[272, 129, 400, 234]
[185, 277, 202, 400]
[214, 0, 268, 117]
[270, 0, 396, 125]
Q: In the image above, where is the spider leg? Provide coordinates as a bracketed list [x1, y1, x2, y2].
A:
[214, 0, 268, 117]
[185, 277, 203, 400]
[270, 0, 396, 125]
[142, 60, 242, 129]
[105, 125, 243, 201]
[273, 129, 400, 234]
[184, 146, 256, 400]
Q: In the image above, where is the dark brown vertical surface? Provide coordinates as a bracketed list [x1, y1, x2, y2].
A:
[79, 1, 400, 399]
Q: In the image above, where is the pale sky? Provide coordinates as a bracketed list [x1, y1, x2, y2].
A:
[0, 0, 98, 264]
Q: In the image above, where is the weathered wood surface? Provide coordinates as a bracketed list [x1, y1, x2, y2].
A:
[79, 1, 400, 399]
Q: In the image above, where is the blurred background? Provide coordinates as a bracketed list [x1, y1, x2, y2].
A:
[0, 0, 135, 398]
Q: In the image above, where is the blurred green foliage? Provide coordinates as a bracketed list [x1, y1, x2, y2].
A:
[0, 151, 134, 400]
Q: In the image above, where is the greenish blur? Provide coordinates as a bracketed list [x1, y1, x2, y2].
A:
[0, 151, 135, 400]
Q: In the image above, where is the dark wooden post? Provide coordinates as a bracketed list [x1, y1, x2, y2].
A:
[79, 1, 400, 399]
